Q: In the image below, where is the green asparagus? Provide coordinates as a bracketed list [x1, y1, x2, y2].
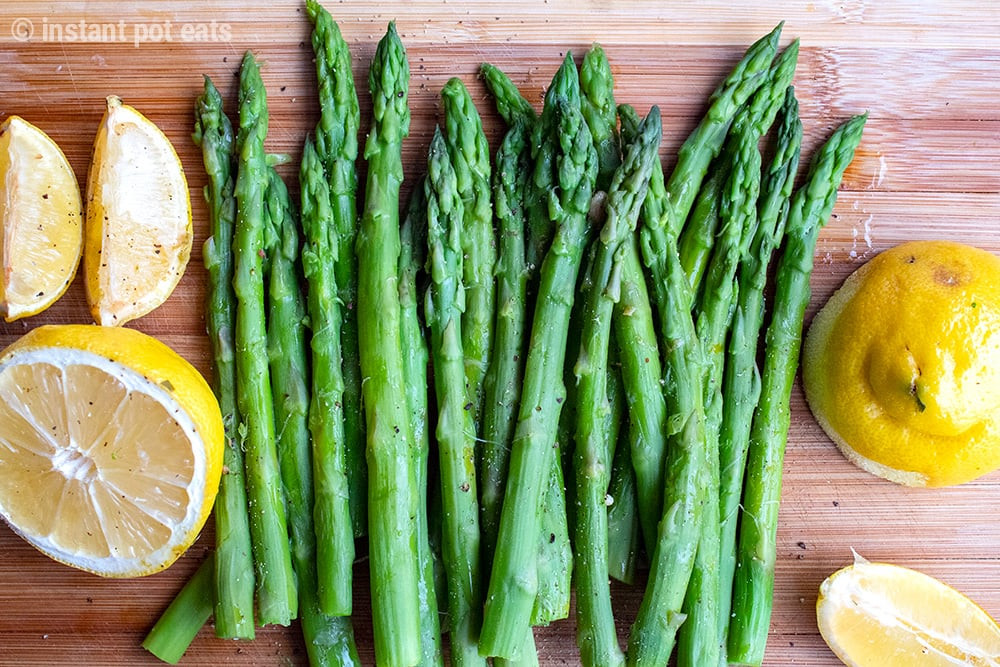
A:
[480, 95, 597, 660]
[299, 137, 355, 617]
[677, 169, 724, 291]
[573, 106, 661, 667]
[193, 75, 256, 640]
[718, 87, 802, 649]
[605, 365, 640, 585]
[267, 167, 360, 665]
[356, 23, 421, 666]
[306, 0, 367, 539]
[480, 121, 531, 569]
[480, 63, 537, 128]
[232, 50, 297, 627]
[142, 558, 214, 665]
[425, 127, 487, 666]
[679, 104, 765, 667]
[614, 104, 668, 556]
[728, 112, 867, 667]
[399, 180, 445, 667]
[441, 77, 495, 434]
[580, 44, 620, 190]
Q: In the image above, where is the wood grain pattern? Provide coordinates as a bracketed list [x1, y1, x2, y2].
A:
[1, 1, 999, 665]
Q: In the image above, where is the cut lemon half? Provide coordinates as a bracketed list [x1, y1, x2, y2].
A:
[0, 325, 223, 577]
[84, 96, 192, 326]
[817, 553, 1000, 666]
[0, 115, 84, 321]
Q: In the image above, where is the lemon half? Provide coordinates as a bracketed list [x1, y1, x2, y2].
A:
[84, 96, 192, 327]
[817, 554, 1000, 666]
[0, 325, 223, 577]
[803, 240, 1000, 487]
[0, 116, 84, 321]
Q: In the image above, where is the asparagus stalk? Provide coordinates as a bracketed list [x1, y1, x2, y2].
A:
[142, 558, 214, 665]
[267, 167, 360, 665]
[441, 77, 495, 434]
[481, 63, 537, 128]
[193, 75, 256, 640]
[232, 51, 297, 627]
[728, 113, 866, 667]
[529, 54, 584, 631]
[399, 180, 445, 666]
[628, 31, 784, 662]
[718, 86, 802, 650]
[573, 106, 661, 667]
[677, 169, 724, 291]
[299, 137, 355, 617]
[524, 54, 581, 274]
[678, 104, 765, 667]
[306, 0, 367, 539]
[480, 95, 598, 660]
[356, 24, 421, 666]
[580, 44, 620, 190]
[678, 39, 800, 293]
[605, 388, 640, 585]
[480, 121, 531, 569]
[424, 128, 487, 666]
[614, 103, 668, 556]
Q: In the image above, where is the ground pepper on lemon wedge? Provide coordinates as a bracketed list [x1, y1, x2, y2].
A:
[802, 240, 1000, 487]
[0, 325, 223, 577]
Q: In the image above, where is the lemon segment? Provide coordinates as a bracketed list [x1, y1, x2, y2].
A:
[803, 240, 1000, 487]
[0, 325, 223, 577]
[84, 96, 192, 326]
[817, 554, 1000, 666]
[0, 116, 84, 321]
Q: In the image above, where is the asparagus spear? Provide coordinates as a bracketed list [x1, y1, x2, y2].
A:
[480, 63, 537, 128]
[525, 54, 581, 274]
[678, 105, 765, 667]
[605, 393, 640, 585]
[615, 103, 669, 556]
[267, 167, 360, 665]
[441, 77, 495, 434]
[718, 87, 802, 650]
[142, 558, 214, 665]
[480, 95, 598, 660]
[728, 112, 867, 667]
[580, 44, 620, 190]
[298, 136, 356, 618]
[528, 54, 585, 631]
[232, 51, 297, 627]
[356, 24, 421, 666]
[399, 180, 445, 667]
[306, 0, 367, 539]
[424, 128, 487, 667]
[480, 121, 531, 569]
[299, 137, 355, 617]
[678, 39, 800, 293]
[677, 169, 724, 291]
[574, 106, 661, 667]
[193, 75, 256, 640]
[627, 31, 784, 662]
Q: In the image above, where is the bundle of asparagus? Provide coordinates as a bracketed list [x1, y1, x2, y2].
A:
[143, 6, 865, 666]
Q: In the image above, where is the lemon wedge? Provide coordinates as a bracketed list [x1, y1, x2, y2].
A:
[817, 553, 1000, 666]
[0, 325, 223, 577]
[0, 115, 84, 321]
[803, 240, 1000, 487]
[84, 96, 192, 326]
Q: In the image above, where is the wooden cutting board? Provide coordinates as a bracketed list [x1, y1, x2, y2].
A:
[1, 1, 999, 664]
